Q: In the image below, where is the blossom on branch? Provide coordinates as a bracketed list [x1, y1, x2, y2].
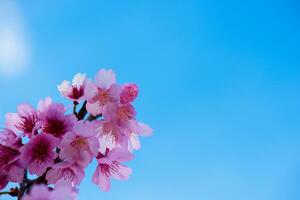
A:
[0, 68, 152, 199]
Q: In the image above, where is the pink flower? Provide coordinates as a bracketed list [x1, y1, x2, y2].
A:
[39, 101, 76, 138]
[0, 144, 24, 184]
[20, 134, 59, 176]
[59, 121, 99, 167]
[22, 182, 77, 200]
[58, 73, 87, 102]
[5, 103, 39, 138]
[102, 102, 136, 122]
[85, 69, 121, 116]
[120, 83, 138, 104]
[92, 148, 133, 192]
[96, 120, 128, 153]
[95, 103, 138, 152]
[46, 162, 85, 185]
[0, 129, 22, 150]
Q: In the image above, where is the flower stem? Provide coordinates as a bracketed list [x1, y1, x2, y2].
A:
[77, 101, 87, 120]
[0, 191, 10, 195]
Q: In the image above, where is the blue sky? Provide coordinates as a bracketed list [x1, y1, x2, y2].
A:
[0, 0, 300, 200]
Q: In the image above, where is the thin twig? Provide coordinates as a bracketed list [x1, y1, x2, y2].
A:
[73, 101, 78, 116]
[0, 191, 10, 195]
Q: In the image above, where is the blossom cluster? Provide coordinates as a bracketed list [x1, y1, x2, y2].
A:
[0, 69, 152, 200]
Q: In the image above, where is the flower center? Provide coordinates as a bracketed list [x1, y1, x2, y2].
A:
[97, 89, 110, 104]
[117, 105, 135, 121]
[71, 86, 84, 100]
[71, 137, 89, 150]
[32, 142, 50, 161]
[43, 118, 65, 137]
[16, 113, 38, 133]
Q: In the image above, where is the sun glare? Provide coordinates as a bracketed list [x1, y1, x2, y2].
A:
[0, 1, 30, 78]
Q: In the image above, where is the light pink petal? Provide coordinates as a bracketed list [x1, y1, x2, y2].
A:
[108, 84, 121, 102]
[84, 80, 98, 100]
[86, 101, 102, 116]
[77, 150, 92, 167]
[111, 164, 132, 180]
[95, 69, 116, 89]
[98, 135, 117, 154]
[98, 157, 112, 165]
[51, 181, 77, 200]
[57, 80, 72, 97]
[92, 165, 101, 185]
[74, 121, 96, 137]
[46, 167, 61, 184]
[108, 148, 134, 163]
[137, 122, 153, 136]
[59, 146, 77, 164]
[72, 164, 85, 184]
[17, 104, 35, 117]
[92, 165, 111, 192]
[72, 73, 86, 87]
[129, 133, 141, 151]
[38, 96, 52, 113]
[28, 184, 51, 199]
[60, 131, 76, 148]
[88, 137, 100, 156]
[5, 113, 21, 132]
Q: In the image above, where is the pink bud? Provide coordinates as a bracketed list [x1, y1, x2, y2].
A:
[120, 83, 138, 104]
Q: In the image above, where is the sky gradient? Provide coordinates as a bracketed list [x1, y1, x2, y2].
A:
[0, 1, 300, 200]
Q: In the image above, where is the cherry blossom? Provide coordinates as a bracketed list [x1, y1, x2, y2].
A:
[120, 83, 139, 104]
[59, 121, 99, 167]
[5, 104, 39, 138]
[85, 69, 120, 116]
[92, 148, 133, 191]
[20, 134, 59, 176]
[0, 68, 152, 199]
[46, 162, 85, 185]
[39, 102, 76, 138]
[58, 73, 87, 102]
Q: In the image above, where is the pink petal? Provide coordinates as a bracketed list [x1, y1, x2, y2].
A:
[92, 165, 111, 192]
[57, 80, 72, 97]
[8, 163, 24, 182]
[17, 103, 35, 117]
[137, 122, 153, 136]
[86, 101, 102, 116]
[72, 73, 86, 87]
[129, 133, 141, 151]
[84, 80, 98, 100]
[95, 69, 116, 89]
[108, 147, 134, 163]
[77, 150, 92, 167]
[111, 164, 132, 180]
[5, 113, 21, 132]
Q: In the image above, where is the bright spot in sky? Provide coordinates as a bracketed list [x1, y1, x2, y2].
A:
[0, 1, 30, 78]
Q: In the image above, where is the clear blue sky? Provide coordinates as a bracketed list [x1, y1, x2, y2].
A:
[0, 1, 300, 200]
